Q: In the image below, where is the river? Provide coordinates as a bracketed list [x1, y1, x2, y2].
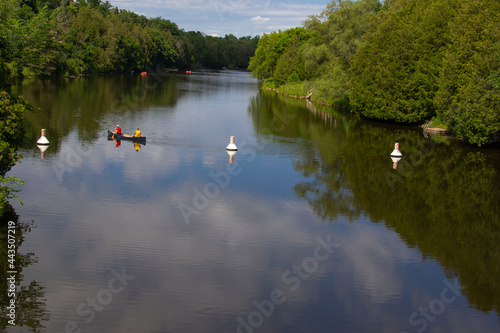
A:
[4, 70, 500, 333]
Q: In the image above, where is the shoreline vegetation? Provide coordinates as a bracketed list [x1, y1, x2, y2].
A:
[248, 0, 500, 147]
[0, 61, 28, 215]
[19, 67, 250, 80]
[263, 79, 499, 144]
[0, 0, 259, 78]
[262, 85, 454, 139]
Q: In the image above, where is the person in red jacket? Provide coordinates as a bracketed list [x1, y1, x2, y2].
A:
[115, 125, 121, 134]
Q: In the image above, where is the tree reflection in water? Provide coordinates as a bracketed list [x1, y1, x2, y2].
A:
[0, 204, 49, 332]
[249, 89, 500, 317]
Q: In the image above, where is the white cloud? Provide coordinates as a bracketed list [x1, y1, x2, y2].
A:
[107, 0, 326, 36]
[250, 15, 270, 22]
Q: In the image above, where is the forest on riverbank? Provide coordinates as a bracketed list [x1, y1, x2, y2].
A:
[0, 0, 259, 77]
[248, 0, 500, 146]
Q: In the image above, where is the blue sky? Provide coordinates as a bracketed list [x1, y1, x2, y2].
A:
[109, 0, 329, 37]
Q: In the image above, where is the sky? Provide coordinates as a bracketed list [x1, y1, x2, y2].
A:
[108, 0, 330, 37]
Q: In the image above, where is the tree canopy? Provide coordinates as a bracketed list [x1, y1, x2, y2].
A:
[0, 0, 259, 77]
[434, 0, 500, 146]
[248, 27, 311, 85]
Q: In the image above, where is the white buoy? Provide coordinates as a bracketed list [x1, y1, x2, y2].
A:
[390, 142, 402, 157]
[37, 129, 50, 145]
[226, 136, 238, 151]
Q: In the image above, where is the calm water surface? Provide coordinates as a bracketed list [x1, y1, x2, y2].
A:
[4, 70, 500, 333]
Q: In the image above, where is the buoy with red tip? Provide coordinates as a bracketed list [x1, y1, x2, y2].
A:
[37, 129, 50, 145]
[226, 136, 238, 151]
[390, 142, 402, 157]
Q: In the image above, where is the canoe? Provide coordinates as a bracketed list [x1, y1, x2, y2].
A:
[108, 130, 146, 143]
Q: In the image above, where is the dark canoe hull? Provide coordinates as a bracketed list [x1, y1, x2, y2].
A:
[108, 130, 146, 143]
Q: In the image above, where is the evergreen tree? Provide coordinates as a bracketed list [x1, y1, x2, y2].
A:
[435, 0, 500, 145]
[350, 0, 458, 123]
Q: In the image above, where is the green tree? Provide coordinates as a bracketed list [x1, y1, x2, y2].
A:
[350, 0, 458, 123]
[24, 7, 63, 76]
[273, 36, 305, 86]
[248, 28, 311, 82]
[148, 27, 178, 69]
[1, 0, 258, 75]
[0, 59, 28, 212]
[313, 0, 382, 67]
[435, 0, 500, 146]
[301, 0, 382, 105]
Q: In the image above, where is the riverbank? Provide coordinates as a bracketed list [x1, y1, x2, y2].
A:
[263, 85, 457, 139]
[423, 126, 451, 136]
[261, 86, 336, 107]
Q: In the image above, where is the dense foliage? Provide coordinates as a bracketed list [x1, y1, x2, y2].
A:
[350, 0, 456, 123]
[302, 0, 382, 106]
[0, 0, 259, 77]
[248, 27, 312, 86]
[249, 0, 500, 145]
[250, 0, 382, 104]
[434, 0, 500, 146]
[0, 58, 28, 215]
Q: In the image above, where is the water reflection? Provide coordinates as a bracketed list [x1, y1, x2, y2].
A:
[13, 73, 181, 154]
[249, 90, 500, 317]
[6, 72, 500, 332]
[107, 139, 146, 152]
[0, 204, 49, 332]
